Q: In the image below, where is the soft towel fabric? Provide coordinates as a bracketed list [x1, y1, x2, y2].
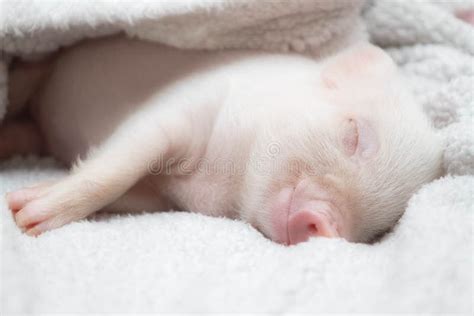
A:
[1, 0, 473, 313]
[0, 0, 366, 119]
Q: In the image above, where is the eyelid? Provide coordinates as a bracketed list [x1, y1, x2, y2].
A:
[341, 118, 379, 159]
[342, 119, 358, 156]
[356, 119, 379, 159]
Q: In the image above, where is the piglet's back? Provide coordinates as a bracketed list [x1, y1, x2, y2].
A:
[32, 36, 249, 163]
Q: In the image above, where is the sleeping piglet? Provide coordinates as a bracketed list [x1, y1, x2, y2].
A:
[3, 36, 443, 244]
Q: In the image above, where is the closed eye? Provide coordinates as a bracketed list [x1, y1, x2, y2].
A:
[341, 118, 379, 159]
[342, 119, 359, 156]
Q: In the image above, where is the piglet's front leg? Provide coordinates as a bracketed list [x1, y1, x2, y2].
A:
[7, 98, 195, 236]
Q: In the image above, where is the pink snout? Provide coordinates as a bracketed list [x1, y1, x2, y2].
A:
[271, 181, 344, 245]
[288, 209, 339, 245]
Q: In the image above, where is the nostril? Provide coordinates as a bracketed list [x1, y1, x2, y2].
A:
[308, 223, 318, 235]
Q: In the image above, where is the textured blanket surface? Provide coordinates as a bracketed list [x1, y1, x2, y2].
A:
[1, 0, 473, 313]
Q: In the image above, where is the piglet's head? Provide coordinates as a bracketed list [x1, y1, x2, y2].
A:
[241, 43, 443, 245]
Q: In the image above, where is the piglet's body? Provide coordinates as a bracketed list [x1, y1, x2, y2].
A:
[5, 36, 443, 244]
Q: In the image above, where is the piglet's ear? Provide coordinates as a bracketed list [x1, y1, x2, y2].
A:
[320, 43, 396, 91]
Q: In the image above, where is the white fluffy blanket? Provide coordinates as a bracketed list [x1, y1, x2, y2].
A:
[1, 0, 473, 313]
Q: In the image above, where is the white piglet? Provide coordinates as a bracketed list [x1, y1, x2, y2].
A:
[4, 36, 443, 244]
